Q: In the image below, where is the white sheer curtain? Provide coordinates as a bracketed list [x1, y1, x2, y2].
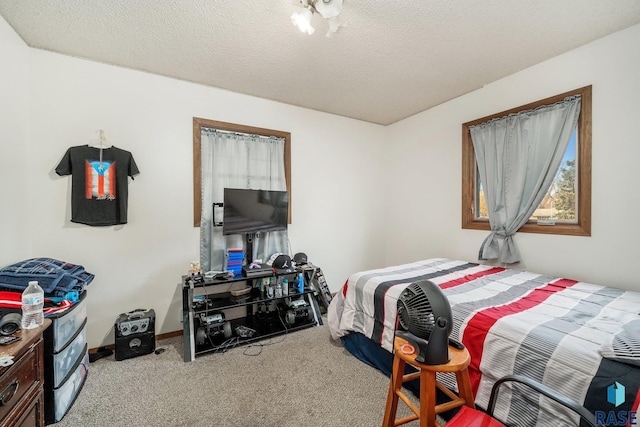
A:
[200, 129, 288, 272]
[469, 95, 581, 264]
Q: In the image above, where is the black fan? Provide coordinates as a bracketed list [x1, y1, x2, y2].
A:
[396, 280, 462, 365]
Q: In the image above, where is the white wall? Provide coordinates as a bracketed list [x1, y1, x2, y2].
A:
[386, 23, 640, 291]
[0, 16, 31, 260]
[0, 13, 388, 347]
[4, 12, 640, 349]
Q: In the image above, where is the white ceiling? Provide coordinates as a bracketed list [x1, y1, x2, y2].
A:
[2, 1, 640, 125]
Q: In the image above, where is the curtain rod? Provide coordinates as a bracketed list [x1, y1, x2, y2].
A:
[469, 94, 581, 129]
[201, 127, 284, 141]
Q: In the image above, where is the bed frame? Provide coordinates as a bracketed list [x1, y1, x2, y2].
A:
[328, 258, 640, 426]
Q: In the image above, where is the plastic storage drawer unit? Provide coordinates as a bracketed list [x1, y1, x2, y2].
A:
[49, 297, 87, 352]
[43, 291, 89, 424]
[48, 352, 89, 423]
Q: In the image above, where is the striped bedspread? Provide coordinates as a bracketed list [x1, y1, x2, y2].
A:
[328, 258, 640, 426]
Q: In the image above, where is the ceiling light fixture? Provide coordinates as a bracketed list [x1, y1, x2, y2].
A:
[291, 0, 346, 37]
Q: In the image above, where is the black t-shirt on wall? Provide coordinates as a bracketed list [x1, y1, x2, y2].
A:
[55, 145, 140, 226]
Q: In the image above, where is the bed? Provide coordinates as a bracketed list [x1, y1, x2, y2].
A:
[328, 258, 640, 426]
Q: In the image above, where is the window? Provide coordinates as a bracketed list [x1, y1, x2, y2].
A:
[475, 129, 578, 223]
[461, 86, 591, 236]
[192, 117, 291, 227]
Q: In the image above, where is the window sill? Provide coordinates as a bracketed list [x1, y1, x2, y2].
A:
[462, 219, 590, 237]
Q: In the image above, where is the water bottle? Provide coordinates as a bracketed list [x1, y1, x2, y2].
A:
[297, 273, 304, 293]
[275, 281, 283, 298]
[282, 278, 289, 296]
[267, 282, 274, 298]
[21, 281, 44, 329]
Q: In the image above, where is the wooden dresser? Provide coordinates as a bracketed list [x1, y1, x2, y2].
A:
[0, 320, 50, 427]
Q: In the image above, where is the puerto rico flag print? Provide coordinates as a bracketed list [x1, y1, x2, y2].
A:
[85, 160, 116, 200]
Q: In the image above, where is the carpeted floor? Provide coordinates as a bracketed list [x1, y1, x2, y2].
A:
[54, 321, 421, 426]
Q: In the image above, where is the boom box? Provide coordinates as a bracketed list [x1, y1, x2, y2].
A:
[115, 309, 156, 361]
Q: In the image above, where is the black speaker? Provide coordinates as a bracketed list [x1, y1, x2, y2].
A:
[0, 312, 21, 336]
[114, 309, 155, 361]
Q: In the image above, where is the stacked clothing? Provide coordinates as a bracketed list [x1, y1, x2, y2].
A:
[0, 258, 94, 297]
[0, 291, 75, 316]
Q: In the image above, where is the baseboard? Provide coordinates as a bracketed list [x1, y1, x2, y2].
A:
[88, 329, 183, 354]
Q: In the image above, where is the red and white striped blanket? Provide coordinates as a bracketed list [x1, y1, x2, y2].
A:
[328, 258, 640, 426]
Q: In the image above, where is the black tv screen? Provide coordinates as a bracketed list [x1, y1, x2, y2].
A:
[223, 188, 288, 235]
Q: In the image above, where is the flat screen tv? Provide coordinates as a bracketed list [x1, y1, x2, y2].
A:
[223, 188, 288, 235]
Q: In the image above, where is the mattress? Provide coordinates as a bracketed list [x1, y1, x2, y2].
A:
[328, 258, 640, 426]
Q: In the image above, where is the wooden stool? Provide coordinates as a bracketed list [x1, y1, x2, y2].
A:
[382, 336, 475, 427]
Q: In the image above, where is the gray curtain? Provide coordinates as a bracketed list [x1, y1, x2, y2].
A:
[469, 95, 581, 264]
[199, 129, 288, 272]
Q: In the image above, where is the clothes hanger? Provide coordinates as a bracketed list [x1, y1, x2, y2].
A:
[88, 129, 113, 172]
[89, 129, 113, 149]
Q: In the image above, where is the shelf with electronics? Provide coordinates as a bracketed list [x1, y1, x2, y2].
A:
[182, 265, 323, 362]
[183, 187, 333, 361]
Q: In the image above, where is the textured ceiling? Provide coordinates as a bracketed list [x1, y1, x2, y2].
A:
[2, 1, 640, 125]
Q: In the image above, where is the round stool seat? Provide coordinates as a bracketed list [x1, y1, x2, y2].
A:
[393, 336, 470, 373]
[382, 336, 475, 427]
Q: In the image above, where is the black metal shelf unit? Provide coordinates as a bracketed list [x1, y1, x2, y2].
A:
[182, 270, 321, 362]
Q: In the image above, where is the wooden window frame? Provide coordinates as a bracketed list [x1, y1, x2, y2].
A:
[461, 85, 592, 236]
[193, 117, 292, 227]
